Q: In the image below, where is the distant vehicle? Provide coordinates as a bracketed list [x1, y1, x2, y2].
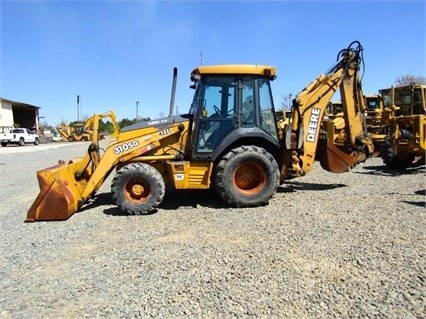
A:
[56, 111, 119, 142]
[380, 84, 426, 169]
[1, 128, 40, 147]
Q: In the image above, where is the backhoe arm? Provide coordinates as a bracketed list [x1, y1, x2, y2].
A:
[281, 41, 373, 180]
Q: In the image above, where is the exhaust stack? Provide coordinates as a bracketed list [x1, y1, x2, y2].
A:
[169, 67, 178, 116]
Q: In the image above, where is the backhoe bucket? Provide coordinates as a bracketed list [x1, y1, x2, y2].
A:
[317, 139, 358, 173]
[26, 160, 84, 222]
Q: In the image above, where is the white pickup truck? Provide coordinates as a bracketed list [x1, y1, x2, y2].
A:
[1, 128, 40, 147]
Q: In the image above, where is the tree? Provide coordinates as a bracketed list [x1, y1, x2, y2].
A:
[118, 117, 147, 128]
[395, 74, 426, 86]
[99, 120, 116, 135]
[280, 93, 294, 111]
[119, 118, 137, 128]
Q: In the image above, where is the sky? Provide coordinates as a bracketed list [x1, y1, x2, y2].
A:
[1, 0, 425, 126]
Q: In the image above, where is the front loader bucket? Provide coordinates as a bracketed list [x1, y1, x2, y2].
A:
[317, 139, 358, 173]
[26, 161, 84, 222]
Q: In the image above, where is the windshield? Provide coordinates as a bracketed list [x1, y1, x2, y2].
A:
[381, 87, 425, 115]
[365, 97, 379, 110]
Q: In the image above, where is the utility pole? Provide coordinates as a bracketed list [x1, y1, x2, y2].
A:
[136, 101, 139, 121]
[288, 93, 292, 110]
[77, 95, 80, 121]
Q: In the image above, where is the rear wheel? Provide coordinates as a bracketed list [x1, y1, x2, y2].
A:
[34, 138, 39, 145]
[18, 138, 24, 146]
[214, 145, 279, 207]
[111, 163, 165, 215]
[1, 142, 7, 147]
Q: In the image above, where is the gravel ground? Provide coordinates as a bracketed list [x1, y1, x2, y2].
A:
[0, 140, 425, 319]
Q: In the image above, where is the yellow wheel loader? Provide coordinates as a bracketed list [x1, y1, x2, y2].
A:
[27, 40, 373, 222]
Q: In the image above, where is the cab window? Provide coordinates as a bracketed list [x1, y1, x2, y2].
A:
[259, 78, 278, 140]
[196, 76, 236, 152]
[241, 79, 255, 127]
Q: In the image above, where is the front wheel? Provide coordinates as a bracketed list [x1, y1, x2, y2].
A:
[111, 163, 165, 215]
[214, 145, 279, 207]
[1, 142, 7, 147]
[34, 138, 39, 145]
[381, 136, 411, 170]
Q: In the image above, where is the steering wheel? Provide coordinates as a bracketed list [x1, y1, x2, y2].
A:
[213, 105, 221, 116]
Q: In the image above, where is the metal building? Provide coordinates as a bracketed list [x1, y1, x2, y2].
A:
[0, 97, 40, 133]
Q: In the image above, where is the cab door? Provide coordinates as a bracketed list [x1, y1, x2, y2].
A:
[195, 76, 237, 153]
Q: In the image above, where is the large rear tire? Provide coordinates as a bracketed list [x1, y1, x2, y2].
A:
[111, 163, 165, 215]
[18, 138, 24, 146]
[214, 145, 279, 207]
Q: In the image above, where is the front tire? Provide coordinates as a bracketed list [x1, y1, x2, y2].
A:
[34, 138, 39, 145]
[214, 145, 279, 207]
[381, 136, 411, 170]
[111, 163, 165, 215]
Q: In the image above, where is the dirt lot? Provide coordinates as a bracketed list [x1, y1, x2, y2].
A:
[0, 140, 425, 318]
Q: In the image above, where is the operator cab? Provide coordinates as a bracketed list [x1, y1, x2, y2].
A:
[187, 65, 280, 160]
[380, 85, 426, 116]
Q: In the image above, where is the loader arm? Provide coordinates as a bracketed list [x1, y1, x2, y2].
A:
[26, 118, 187, 222]
[282, 41, 373, 180]
[79, 125, 184, 201]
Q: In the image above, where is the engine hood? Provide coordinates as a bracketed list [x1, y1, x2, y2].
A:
[121, 115, 188, 132]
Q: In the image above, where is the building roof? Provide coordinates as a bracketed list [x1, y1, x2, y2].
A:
[0, 97, 40, 109]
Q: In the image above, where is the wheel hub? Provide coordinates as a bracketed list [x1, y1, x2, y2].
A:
[234, 163, 264, 192]
[131, 184, 145, 196]
[125, 179, 149, 202]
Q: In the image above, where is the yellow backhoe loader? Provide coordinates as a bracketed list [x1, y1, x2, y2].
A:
[56, 122, 96, 142]
[55, 111, 120, 142]
[27, 40, 373, 222]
